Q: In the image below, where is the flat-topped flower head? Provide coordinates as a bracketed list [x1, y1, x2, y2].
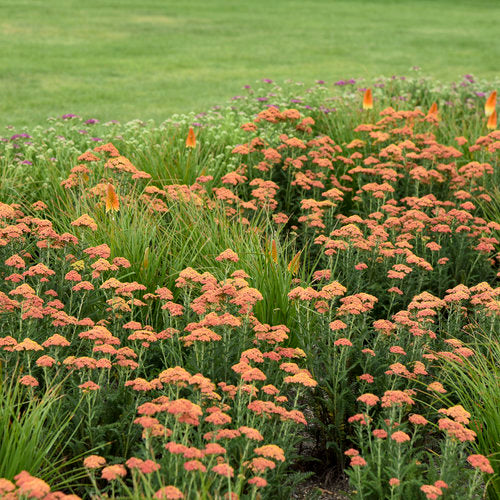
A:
[420, 484, 443, 499]
[183, 459, 206, 472]
[248, 476, 267, 488]
[409, 414, 428, 425]
[438, 405, 470, 425]
[348, 413, 371, 425]
[19, 375, 39, 387]
[204, 442, 226, 455]
[94, 142, 120, 156]
[212, 463, 234, 477]
[101, 464, 126, 481]
[427, 381, 447, 394]
[126, 458, 160, 474]
[254, 444, 285, 462]
[284, 371, 317, 387]
[0, 478, 15, 494]
[205, 411, 232, 425]
[357, 393, 379, 406]
[215, 249, 239, 262]
[16, 474, 50, 498]
[344, 448, 359, 457]
[42, 333, 71, 347]
[71, 214, 97, 231]
[434, 480, 448, 490]
[391, 431, 410, 443]
[83, 455, 106, 469]
[154, 486, 184, 499]
[36, 355, 56, 367]
[467, 454, 494, 474]
[359, 373, 374, 383]
[329, 320, 347, 331]
[438, 418, 476, 442]
[246, 457, 276, 473]
[381, 390, 415, 407]
[9, 283, 36, 297]
[5, 253, 26, 269]
[239, 426, 264, 441]
[14, 339, 43, 351]
[84, 244, 111, 259]
[373, 429, 388, 439]
[334, 337, 352, 347]
[78, 151, 101, 162]
[350, 455, 367, 467]
[79, 381, 100, 391]
[373, 319, 396, 334]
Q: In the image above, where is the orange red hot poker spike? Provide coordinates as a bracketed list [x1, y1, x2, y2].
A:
[485, 90, 497, 117]
[487, 110, 497, 130]
[287, 250, 301, 276]
[427, 102, 438, 116]
[425, 102, 440, 124]
[270, 239, 278, 264]
[105, 183, 119, 213]
[186, 127, 197, 148]
[362, 89, 373, 110]
[485, 91, 497, 130]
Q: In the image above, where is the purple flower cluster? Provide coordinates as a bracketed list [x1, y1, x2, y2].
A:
[335, 79, 356, 86]
[10, 133, 31, 141]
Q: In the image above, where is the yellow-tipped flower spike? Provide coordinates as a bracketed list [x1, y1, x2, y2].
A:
[487, 110, 497, 130]
[271, 239, 278, 264]
[287, 250, 302, 276]
[186, 127, 196, 148]
[105, 183, 119, 213]
[485, 91, 497, 117]
[426, 102, 440, 123]
[427, 102, 438, 116]
[362, 89, 373, 110]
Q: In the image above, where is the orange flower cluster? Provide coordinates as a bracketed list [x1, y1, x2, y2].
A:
[0, 471, 81, 499]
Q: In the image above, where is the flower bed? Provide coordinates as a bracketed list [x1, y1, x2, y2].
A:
[0, 75, 498, 499]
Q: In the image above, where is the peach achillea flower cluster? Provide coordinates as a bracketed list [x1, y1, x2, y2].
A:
[0, 471, 81, 499]
[215, 248, 239, 262]
[467, 454, 494, 474]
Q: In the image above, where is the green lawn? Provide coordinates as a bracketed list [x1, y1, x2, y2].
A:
[1, 0, 499, 129]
